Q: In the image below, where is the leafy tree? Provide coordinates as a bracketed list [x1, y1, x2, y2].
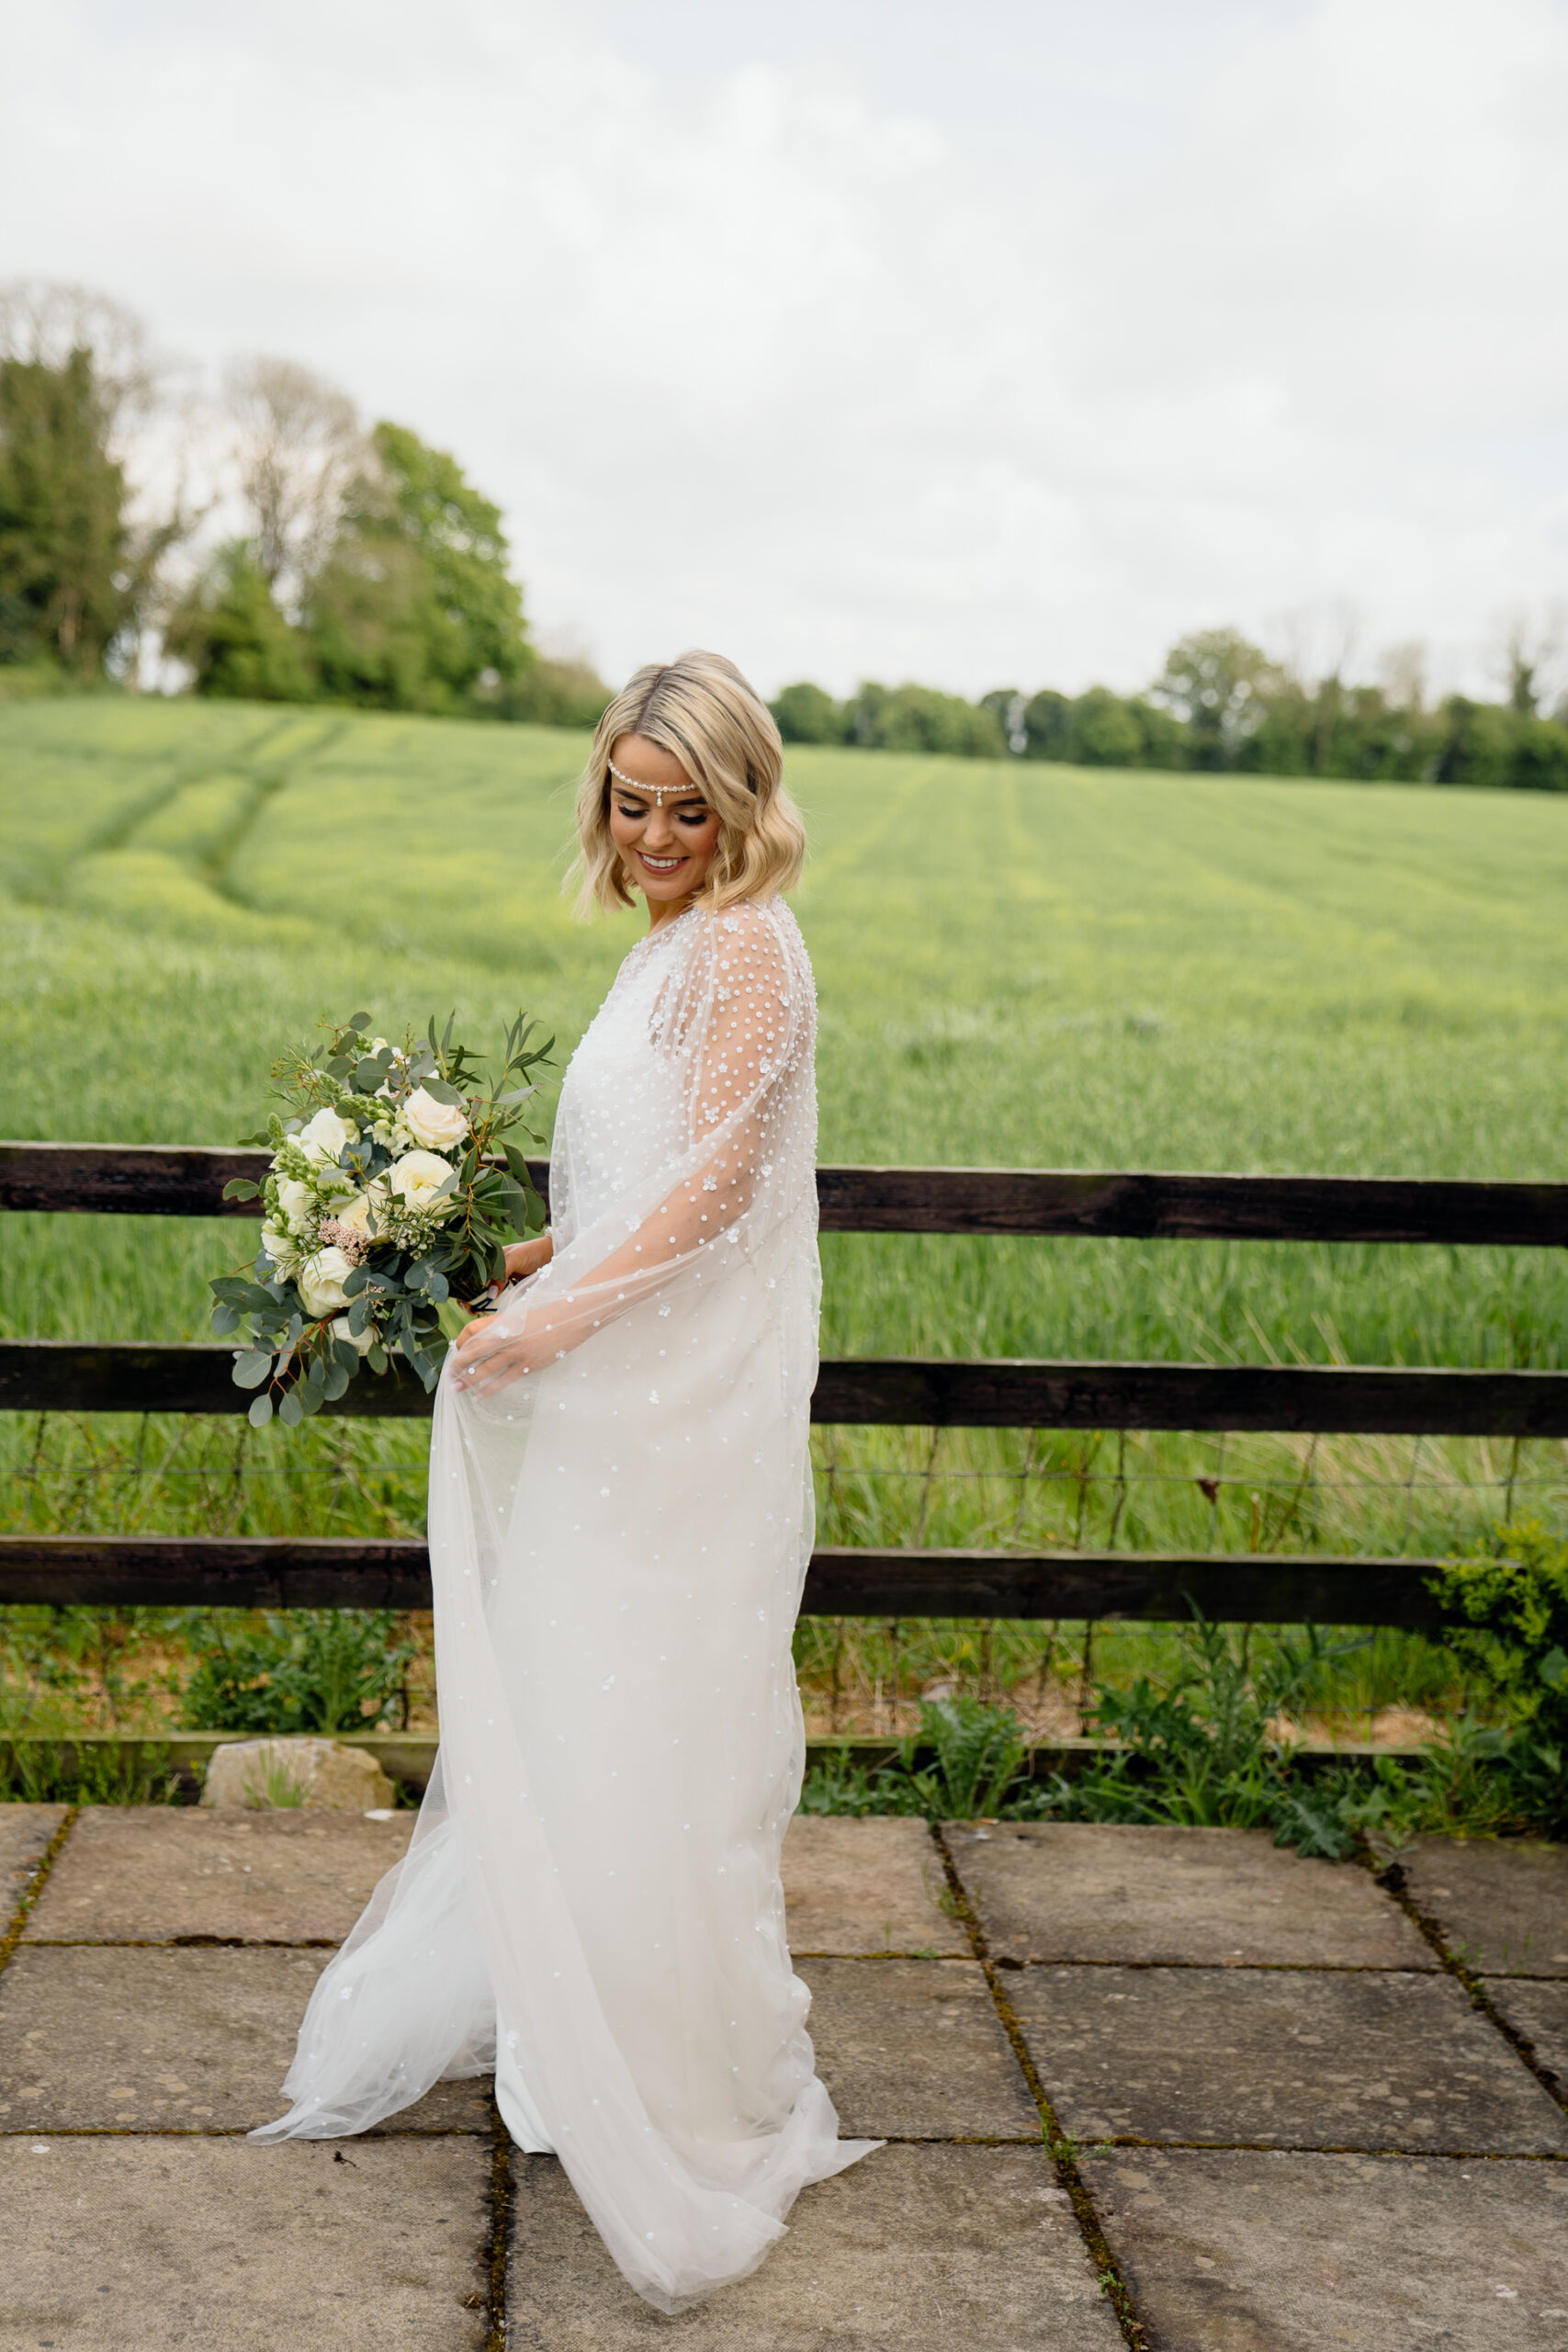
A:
[1152, 628, 1279, 769]
[0, 346, 130, 675]
[309, 421, 531, 712]
[771, 680, 843, 743]
[1021, 687, 1072, 761]
[1126, 694, 1190, 770]
[489, 651, 612, 728]
[164, 540, 317, 702]
[979, 689, 1026, 752]
[841, 681, 1006, 757]
[1068, 684, 1143, 767]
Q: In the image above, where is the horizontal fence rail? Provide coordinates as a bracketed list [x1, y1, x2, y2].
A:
[0, 1536, 1446, 1627]
[6, 1141, 1568, 1246]
[3, 1340, 1566, 1435]
[3, 1143, 1558, 1627]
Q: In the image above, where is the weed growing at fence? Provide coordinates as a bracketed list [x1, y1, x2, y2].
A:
[0, 1737, 180, 1804]
[178, 1610, 417, 1735]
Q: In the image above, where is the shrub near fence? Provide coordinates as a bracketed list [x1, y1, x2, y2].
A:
[3, 1141, 1567, 1623]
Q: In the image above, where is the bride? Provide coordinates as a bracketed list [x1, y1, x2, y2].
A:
[252, 650, 880, 2311]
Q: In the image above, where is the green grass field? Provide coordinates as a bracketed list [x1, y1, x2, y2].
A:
[2, 694, 1566, 1726]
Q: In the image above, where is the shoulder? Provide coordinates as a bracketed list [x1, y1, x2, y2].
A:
[699, 896, 807, 970]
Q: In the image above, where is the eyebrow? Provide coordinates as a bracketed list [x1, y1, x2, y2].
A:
[614, 786, 710, 804]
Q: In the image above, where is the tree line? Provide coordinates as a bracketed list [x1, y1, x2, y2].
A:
[4, 279, 1563, 789]
[0, 280, 607, 724]
[770, 626, 1568, 791]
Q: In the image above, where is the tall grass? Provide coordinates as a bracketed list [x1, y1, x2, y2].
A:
[2, 697, 1565, 1723]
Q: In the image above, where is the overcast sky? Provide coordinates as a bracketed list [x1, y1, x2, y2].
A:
[3, 0, 1565, 698]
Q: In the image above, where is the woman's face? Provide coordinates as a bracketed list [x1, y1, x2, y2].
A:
[606, 732, 723, 921]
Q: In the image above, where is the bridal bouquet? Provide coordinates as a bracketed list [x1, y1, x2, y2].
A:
[211, 1010, 553, 1427]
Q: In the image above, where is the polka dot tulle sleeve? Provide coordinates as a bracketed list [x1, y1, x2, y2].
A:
[452, 897, 818, 1391]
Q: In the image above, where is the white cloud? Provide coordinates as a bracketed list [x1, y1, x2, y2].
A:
[2, 0, 1564, 698]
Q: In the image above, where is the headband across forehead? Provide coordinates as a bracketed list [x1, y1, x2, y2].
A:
[606, 755, 699, 807]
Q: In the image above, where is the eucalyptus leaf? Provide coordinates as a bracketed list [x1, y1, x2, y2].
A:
[232, 1350, 273, 1390]
[349, 1010, 373, 1031]
[248, 1393, 273, 1428]
[343, 1265, 368, 1297]
[355, 1057, 383, 1090]
[298, 1380, 324, 1416]
[321, 1362, 350, 1401]
[221, 1178, 261, 1202]
[367, 1343, 389, 1374]
[210, 1303, 241, 1337]
[277, 1390, 304, 1428]
[421, 1077, 463, 1107]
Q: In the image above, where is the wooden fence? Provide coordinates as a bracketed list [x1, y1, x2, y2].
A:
[4, 1140, 1565, 1625]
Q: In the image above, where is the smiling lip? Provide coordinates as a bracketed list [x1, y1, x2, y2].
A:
[638, 853, 685, 874]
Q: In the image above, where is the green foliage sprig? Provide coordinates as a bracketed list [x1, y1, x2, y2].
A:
[1429, 1518, 1568, 1736]
[210, 1006, 553, 1425]
[179, 1609, 415, 1736]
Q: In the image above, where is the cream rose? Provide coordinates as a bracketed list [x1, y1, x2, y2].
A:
[403, 1087, 468, 1150]
[260, 1218, 300, 1276]
[389, 1148, 457, 1217]
[332, 1313, 377, 1357]
[333, 1192, 374, 1238]
[276, 1175, 314, 1233]
[297, 1245, 355, 1317]
[297, 1105, 358, 1164]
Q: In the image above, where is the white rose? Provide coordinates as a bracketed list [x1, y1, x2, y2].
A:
[389, 1148, 458, 1217]
[297, 1245, 355, 1317]
[331, 1313, 377, 1357]
[260, 1219, 300, 1275]
[403, 1087, 468, 1150]
[334, 1193, 374, 1238]
[297, 1106, 357, 1165]
[276, 1176, 314, 1233]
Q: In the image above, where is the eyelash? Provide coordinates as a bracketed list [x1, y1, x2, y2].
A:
[617, 802, 710, 826]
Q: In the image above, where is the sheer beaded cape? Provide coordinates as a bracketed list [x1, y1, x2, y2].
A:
[251, 897, 880, 2312]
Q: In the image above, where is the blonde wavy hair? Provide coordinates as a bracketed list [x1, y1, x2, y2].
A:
[569, 650, 806, 916]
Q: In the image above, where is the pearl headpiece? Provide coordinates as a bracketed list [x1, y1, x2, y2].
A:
[608, 756, 691, 806]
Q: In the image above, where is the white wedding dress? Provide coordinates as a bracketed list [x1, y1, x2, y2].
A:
[252, 895, 879, 2312]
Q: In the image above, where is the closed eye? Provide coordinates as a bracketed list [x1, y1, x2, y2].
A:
[617, 798, 713, 824]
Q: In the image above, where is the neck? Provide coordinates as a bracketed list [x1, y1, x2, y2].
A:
[646, 894, 696, 934]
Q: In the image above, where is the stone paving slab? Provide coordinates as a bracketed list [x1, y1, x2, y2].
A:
[1404, 1836, 1568, 1976]
[798, 1958, 1040, 2140]
[0, 2134, 491, 2351]
[1083, 2146, 1568, 2350]
[22, 1805, 414, 1945]
[948, 1821, 1433, 1969]
[781, 1816, 964, 1955]
[1010, 1963, 1568, 2152]
[0, 1945, 487, 2134]
[1486, 1977, 1568, 2091]
[506, 2142, 1123, 2349]
[0, 1804, 66, 1925]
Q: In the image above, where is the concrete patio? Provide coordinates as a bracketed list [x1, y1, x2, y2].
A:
[2, 1804, 1566, 2349]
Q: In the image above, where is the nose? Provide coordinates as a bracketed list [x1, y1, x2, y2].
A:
[643, 807, 678, 850]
